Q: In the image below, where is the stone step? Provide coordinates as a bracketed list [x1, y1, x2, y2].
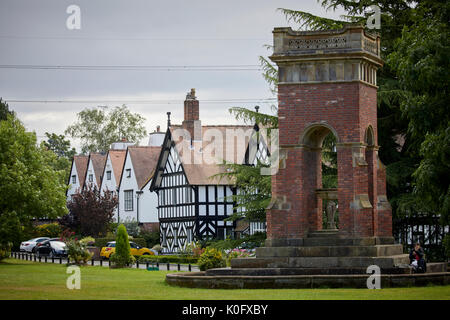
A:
[256, 244, 404, 258]
[206, 266, 412, 276]
[230, 254, 410, 269]
[302, 237, 395, 247]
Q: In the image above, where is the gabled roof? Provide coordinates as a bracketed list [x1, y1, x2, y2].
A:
[151, 124, 257, 188]
[125, 146, 161, 190]
[72, 155, 89, 188]
[88, 153, 107, 186]
[108, 149, 127, 183]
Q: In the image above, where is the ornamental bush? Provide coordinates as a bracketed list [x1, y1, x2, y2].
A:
[66, 238, 93, 265]
[0, 242, 12, 262]
[110, 224, 134, 268]
[198, 247, 226, 271]
[34, 223, 62, 238]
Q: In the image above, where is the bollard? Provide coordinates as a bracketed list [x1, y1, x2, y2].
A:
[156, 262, 159, 268]
[109, 259, 111, 267]
[167, 263, 170, 271]
[52, 257, 55, 263]
[188, 264, 191, 272]
[39, 256, 41, 263]
[67, 257, 70, 264]
[34, 254, 37, 262]
[146, 262, 149, 269]
[91, 259, 94, 266]
[60, 257, 62, 264]
[136, 261, 139, 269]
[177, 263, 180, 271]
[45, 256, 47, 263]
[100, 259, 103, 267]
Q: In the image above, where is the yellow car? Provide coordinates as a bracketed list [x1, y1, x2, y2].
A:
[100, 241, 155, 259]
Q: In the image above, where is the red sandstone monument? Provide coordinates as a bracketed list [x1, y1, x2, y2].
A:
[229, 25, 409, 272]
[167, 26, 449, 288]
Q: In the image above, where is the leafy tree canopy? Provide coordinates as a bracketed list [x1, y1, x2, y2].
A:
[0, 114, 68, 246]
[62, 185, 118, 237]
[42, 132, 77, 185]
[0, 98, 13, 121]
[65, 105, 147, 154]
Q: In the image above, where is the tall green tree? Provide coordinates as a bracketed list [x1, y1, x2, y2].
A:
[0, 114, 68, 250]
[388, 4, 450, 224]
[65, 105, 147, 154]
[0, 98, 13, 121]
[42, 132, 77, 184]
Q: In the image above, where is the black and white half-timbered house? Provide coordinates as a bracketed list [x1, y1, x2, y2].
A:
[150, 89, 269, 253]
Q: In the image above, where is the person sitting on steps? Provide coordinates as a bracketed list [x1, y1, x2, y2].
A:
[409, 242, 426, 273]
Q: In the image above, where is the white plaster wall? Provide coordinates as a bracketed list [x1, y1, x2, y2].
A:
[117, 153, 138, 223]
[67, 162, 81, 201]
[84, 159, 98, 190]
[117, 153, 159, 223]
[100, 155, 118, 195]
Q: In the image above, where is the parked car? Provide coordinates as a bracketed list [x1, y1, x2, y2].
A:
[20, 237, 50, 253]
[35, 239, 67, 258]
[100, 241, 154, 259]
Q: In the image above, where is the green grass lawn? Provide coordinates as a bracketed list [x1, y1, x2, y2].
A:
[0, 258, 449, 300]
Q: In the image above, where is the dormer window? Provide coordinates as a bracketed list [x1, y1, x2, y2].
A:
[106, 171, 112, 180]
[72, 175, 76, 184]
[88, 174, 93, 182]
[126, 169, 131, 178]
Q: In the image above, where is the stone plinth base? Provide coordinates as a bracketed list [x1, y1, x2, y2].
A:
[166, 271, 450, 289]
[165, 231, 448, 289]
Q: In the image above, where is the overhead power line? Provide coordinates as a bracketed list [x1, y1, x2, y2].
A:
[4, 98, 277, 105]
[0, 64, 261, 71]
[0, 35, 271, 41]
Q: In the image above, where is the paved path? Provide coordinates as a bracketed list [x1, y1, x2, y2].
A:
[11, 252, 199, 272]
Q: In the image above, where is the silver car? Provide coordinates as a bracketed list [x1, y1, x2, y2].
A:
[20, 237, 50, 253]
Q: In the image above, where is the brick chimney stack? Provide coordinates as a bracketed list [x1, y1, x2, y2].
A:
[182, 88, 202, 142]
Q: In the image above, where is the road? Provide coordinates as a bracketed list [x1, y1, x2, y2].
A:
[11, 252, 200, 272]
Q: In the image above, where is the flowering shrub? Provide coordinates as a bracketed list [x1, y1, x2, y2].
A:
[61, 230, 92, 265]
[66, 238, 93, 265]
[198, 247, 225, 271]
[35, 223, 62, 238]
[178, 241, 204, 258]
[60, 229, 75, 242]
[225, 248, 255, 266]
[79, 236, 95, 246]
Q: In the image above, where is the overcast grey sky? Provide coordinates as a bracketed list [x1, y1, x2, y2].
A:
[0, 0, 346, 151]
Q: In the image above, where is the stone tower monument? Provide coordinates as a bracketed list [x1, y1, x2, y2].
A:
[230, 25, 409, 271]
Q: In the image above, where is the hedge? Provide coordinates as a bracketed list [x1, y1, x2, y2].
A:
[95, 237, 147, 249]
[137, 255, 199, 264]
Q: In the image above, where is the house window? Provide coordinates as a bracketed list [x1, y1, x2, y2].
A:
[106, 171, 111, 180]
[88, 174, 93, 182]
[71, 175, 76, 184]
[126, 169, 131, 178]
[124, 190, 133, 211]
